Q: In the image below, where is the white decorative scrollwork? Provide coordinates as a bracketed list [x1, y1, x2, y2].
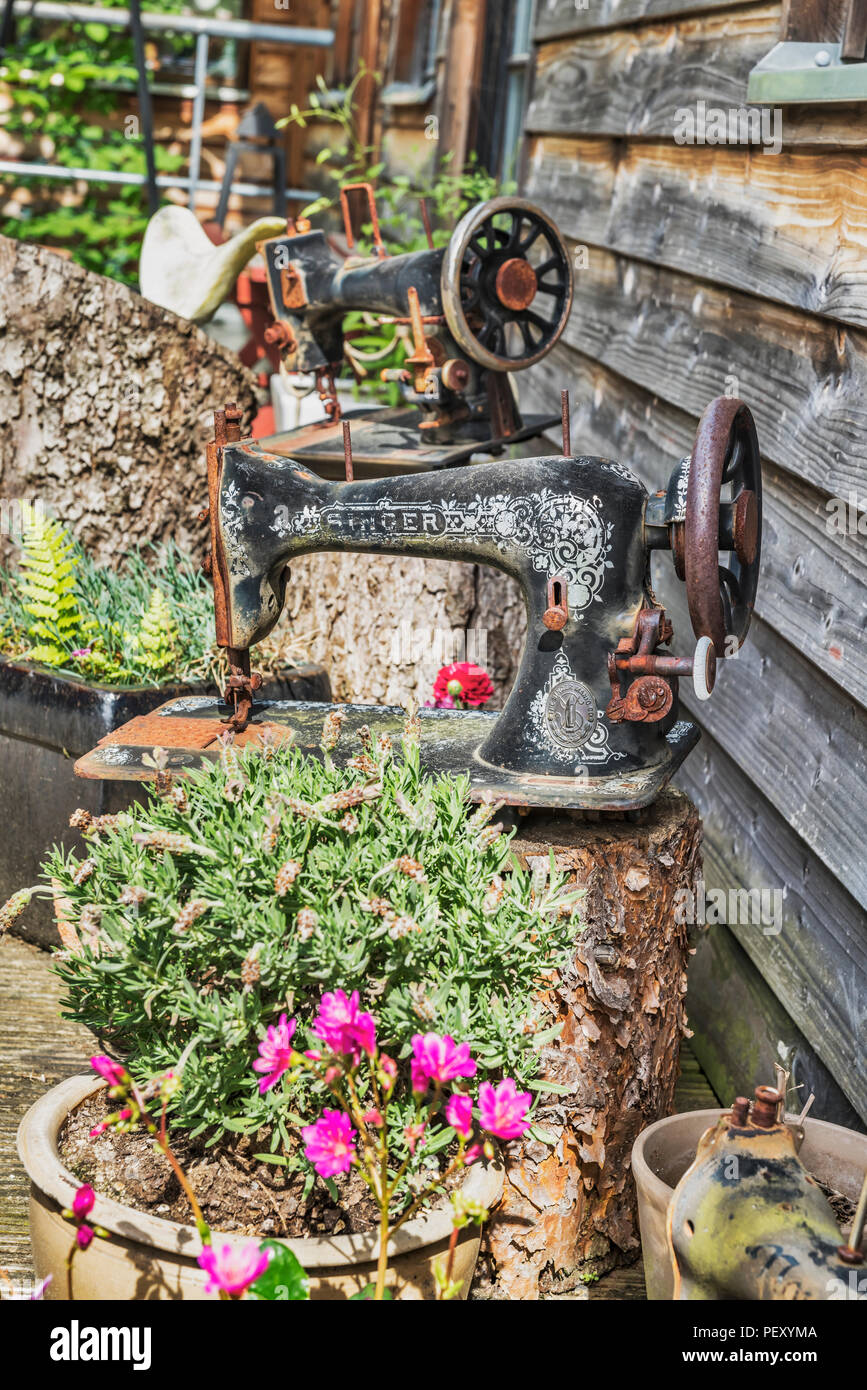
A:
[282, 488, 615, 614]
[527, 651, 625, 766]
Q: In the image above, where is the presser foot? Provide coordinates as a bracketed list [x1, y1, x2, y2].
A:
[222, 653, 263, 733]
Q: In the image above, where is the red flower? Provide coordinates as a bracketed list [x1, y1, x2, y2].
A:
[431, 663, 493, 710]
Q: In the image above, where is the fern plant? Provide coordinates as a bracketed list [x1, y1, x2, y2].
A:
[18, 515, 86, 666]
[128, 589, 179, 681]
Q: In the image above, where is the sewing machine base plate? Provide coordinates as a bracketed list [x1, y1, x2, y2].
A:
[260, 407, 560, 476]
[75, 700, 700, 812]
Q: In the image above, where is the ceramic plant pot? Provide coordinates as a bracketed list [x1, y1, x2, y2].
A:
[18, 1074, 504, 1301]
[631, 1107, 867, 1300]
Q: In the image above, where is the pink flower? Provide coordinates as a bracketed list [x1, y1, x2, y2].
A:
[464, 1144, 482, 1166]
[76, 1224, 95, 1250]
[252, 1013, 297, 1093]
[446, 1093, 473, 1139]
[72, 1185, 95, 1219]
[478, 1078, 533, 1140]
[312, 989, 377, 1061]
[410, 1033, 477, 1093]
[302, 1109, 357, 1178]
[197, 1241, 272, 1297]
[363, 1109, 383, 1128]
[91, 1055, 126, 1087]
[379, 1054, 398, 1094]
[404, 1122, 426, 1156]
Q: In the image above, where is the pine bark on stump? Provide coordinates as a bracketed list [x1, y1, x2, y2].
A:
[0, 236, 258, 566]
[478, 788, 702, 1300]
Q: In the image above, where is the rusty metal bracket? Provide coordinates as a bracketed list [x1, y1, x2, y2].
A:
[340, 181, 388, 260]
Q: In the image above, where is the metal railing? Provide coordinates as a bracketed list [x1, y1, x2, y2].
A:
[0, 1, 334, 206]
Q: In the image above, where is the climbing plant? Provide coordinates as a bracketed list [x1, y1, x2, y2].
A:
[0, 1, 186, 284]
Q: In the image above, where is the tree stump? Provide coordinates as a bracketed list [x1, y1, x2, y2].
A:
[0, 237, 258, 566]
[478, 789, 702, 1300]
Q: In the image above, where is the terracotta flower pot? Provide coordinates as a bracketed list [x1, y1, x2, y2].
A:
[18, 1075, 503, 1301]
[632, 1107, 867, 1300]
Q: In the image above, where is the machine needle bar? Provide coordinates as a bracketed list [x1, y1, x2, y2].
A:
[561, 388, 571, 457]
[343, 420, 354, 482]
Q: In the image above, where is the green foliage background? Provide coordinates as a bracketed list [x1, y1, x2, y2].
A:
[0, 0, 186, 284]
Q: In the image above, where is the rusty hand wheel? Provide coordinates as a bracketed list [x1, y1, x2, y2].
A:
[441, 198, 573, 373]
[684, 396, 762, 658]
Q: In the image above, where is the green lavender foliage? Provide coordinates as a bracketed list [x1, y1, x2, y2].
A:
[48, 729, 580, 1155]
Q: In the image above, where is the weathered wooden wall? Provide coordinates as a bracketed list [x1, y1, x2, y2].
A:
[521, 0, 867, 1125]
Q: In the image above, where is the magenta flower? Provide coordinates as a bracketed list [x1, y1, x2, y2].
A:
[478, 1078, 533, 1140]
[410, 1032, 477, 1093]
[253, 1013, 297, 1093]
[72, 1185, 95, 1219]
[197, 1241, 272, 1297]
[446, 1093, 473, 1139]
[302, 1109, 357, 1178]
[312, 989, 377, 1061]
[404, 1122, 426, 1156]
[91, 1055, 127, 1087]
[76, 1224, 95, 1250]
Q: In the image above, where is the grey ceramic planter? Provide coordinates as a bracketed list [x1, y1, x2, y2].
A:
[0, 656, 330, 947]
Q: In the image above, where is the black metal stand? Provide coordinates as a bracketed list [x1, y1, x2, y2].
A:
[129, 0, 159, 217]
[215, 102, 286, 229]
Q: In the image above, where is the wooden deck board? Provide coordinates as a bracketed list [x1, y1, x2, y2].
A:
[0, 937, 718, 1299]
[0, 935, 96, 1289]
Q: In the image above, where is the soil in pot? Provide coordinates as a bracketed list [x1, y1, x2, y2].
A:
[61, 1089, 462, 1242]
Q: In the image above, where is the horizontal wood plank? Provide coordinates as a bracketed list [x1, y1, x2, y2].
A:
[558, 242, 867, 498]
[527, 10, 867, 145]
[524, 354, 867, 899]
[522, 348, 867, 709]
[525, 136, 867, 330]
[534, 0, 758, 40]
[675, 728, 867, 1123]
[687, 921, 865, 1130]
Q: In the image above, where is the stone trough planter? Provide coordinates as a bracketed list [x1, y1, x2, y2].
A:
[0, 656, 330, 947]
[18, 1075, 504, 1301]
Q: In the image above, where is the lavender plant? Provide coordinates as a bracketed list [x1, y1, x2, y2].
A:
[32, 713, 579, 1167]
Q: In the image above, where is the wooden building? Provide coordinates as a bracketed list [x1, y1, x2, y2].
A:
[344, 0, 867, 1131]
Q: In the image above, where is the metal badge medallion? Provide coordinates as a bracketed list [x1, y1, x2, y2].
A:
[543, 679, 598, 752]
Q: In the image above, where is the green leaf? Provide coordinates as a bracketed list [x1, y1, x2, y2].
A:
[247, 1241, 310, 1301]
[525, 1079, 573, 1095]
[350, 1283, 393, 1301]
[528, 1124, 559, 1145]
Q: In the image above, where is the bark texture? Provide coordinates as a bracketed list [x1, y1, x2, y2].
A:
[284, 552, 527, 706]
[479, 789, 702, 1299]
[0, 236, 258, 566]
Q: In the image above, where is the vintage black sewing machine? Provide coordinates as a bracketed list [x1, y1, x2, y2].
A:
[76, 393, 762, 813]
[257, 185, 574, 476]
